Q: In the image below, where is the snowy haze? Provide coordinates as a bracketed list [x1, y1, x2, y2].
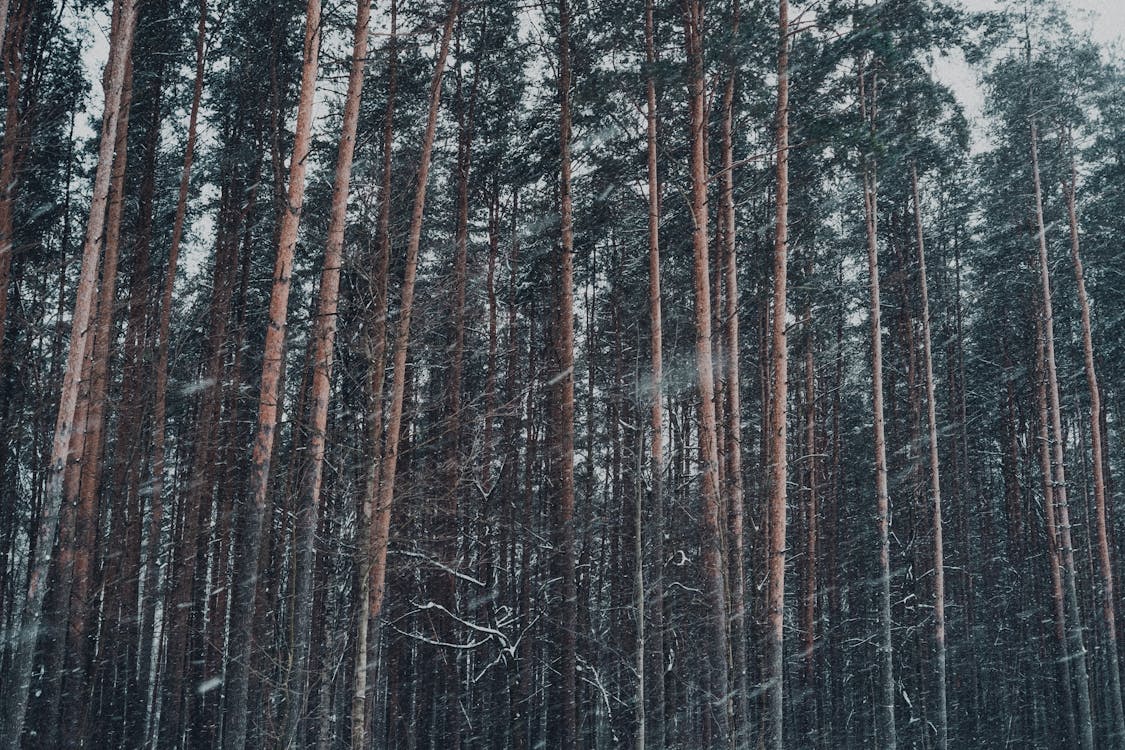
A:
[933, 0, 1125, 150]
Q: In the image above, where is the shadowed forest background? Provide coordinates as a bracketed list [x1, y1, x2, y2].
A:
[1, 0, 1125, 747]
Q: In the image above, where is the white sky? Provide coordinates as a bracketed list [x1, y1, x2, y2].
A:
[934, 0, 1125, 148]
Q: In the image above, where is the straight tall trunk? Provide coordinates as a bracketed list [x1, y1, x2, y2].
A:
[682, 0, 731, 742]
[0, 0, 30, 370]
[63, 52, 135, 742]
[1030, 121, 1094, 750]
[366, 0, 458, 626]
[718, 3, 749, 740]
[223, 0, 322, 744]
[910, 162, 948, 750]
[860, 62, 897, 750]
[353, 2, 397, 745]
[765, 1, 790, 747]
[0, 0, 138, 744]
[554, 0, 579, 743]
[146, 5, 204, 737]
[642, 0, 665, 742]
[280, 1, 371, 745]
[801, 309, 816, 685]
[1063, 135, 1125, 746]
[1035, 322, 1078, 745]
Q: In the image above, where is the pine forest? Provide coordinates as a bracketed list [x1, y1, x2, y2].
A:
[1, 0, 1125, 746]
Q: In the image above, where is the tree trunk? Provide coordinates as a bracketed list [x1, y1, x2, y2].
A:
[910, 162, 948, 750]
[718, 3, 749, 741]
[281, 0, 371, 744]
[1030, 121, 1094, 750]
[0, 0, 30, 370]
[682, 0, 731, 741]
[224, 0, 322, 744]
[642, 0, 665, 742]
[367, 0, 458, 627]
[765, 1, 790, 746]
[1063, 131, 1125, 745]
[353, 1, 397, 745]
[860, 61, 897, 750]
[0, 0, 137, 743]
[554, 0, 579, 744]
[1, 0, 137, 746]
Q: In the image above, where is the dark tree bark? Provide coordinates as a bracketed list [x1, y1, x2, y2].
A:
[553, 0, 579, 743]
[353, 2, 398, 744]
[910, 162, 948, 750]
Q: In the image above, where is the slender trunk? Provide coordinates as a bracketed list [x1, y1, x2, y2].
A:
[280, 1, 370, 745]
[765, 1, 790, 746]
[0, 0, 29, 371]
[1035, 322, 1078, 746]
[683, 0, 731, 741]
[910, 162, 948, 750]
[801, 310, 816, 683]
[643, 0, 665, 742]
[860, 61, 897, 750]
[1031, 121, 1094, 750]
[63, 51, 135, 745]
[353, 2, 397, 744]
[224, 0, 322, 745]
[554, 0, 579, 743]
[144, 7, 203, 742]
[108, 51, 165, 743]
[367, 0, 458, 626]
[719, 4, 748, 740]
[0, 1, 137, 743]
[1063, 134, 1125, 745]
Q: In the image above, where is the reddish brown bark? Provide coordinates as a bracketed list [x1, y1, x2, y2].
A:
[0, 0, 138, 743]
[224, 0, 323, 743]
[368, 0, 458, 624]
[1031, 121, 1093, 750]
[643, 0, 665, 741]
[683, 0, 731, 740]
[353, 2, 398, 744]
[766, 1, 790, 746]
[1062, 133, 1125, 742]
[285, 0, 372, 742]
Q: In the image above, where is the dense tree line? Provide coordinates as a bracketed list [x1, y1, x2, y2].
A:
[1, 0, 1124, 747]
